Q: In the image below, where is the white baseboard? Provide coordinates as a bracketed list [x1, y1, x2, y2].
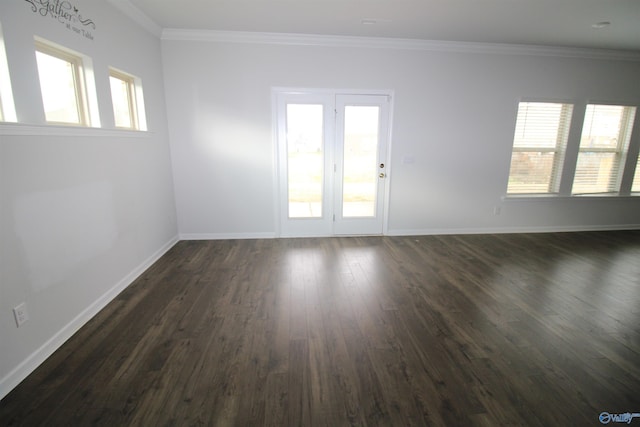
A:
[179, 232, 277, 240]
[181, 224, 640, 240]
[0, 235, 179, 401]
[387, 223, 640, 236]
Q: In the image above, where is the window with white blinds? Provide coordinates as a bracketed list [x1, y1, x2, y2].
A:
[632, 157, 640, 193]
[572, 105, 636, 194]
[507, 102, 573, 194]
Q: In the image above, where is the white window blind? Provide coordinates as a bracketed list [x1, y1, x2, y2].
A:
[632, 156, 640, 193]
[573, 105, 636, 194]
[507, 102, 573, 194]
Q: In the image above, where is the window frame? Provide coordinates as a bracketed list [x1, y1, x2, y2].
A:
[34, 39, 90, 126]
[572, 104, 636, 195]
[506, 101, 574, 195]
[630, 148, 640, 193]
[109, 67, 139, 130]
[0, 21, 16, 122]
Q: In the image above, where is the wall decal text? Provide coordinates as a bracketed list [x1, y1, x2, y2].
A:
[24, 0, 96, 40]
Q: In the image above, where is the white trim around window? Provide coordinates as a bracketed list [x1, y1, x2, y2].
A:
[505, 100, 640, 198]
[109, 67, 147, 130]
[572, 104, 637, 195]
[0, 22, 16, 122]
[34, 37, 100, 127]
[507, 102, 573, 195]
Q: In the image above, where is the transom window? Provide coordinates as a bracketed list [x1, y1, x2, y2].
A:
[35, 40, 89, 126]
[0, 22, 16, 122]
[572, 104, 636, 194]
[507, 102, 573, 194]
[109, 68, 139, 129]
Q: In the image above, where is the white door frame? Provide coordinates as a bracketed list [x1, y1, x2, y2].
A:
[272, 87, 394, 237]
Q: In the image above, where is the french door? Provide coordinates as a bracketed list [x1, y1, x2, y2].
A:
[276, 91, 391, 236]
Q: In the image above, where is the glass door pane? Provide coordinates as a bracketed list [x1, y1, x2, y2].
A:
[286, 104, 324, 218]
[342, 106, 379, 217]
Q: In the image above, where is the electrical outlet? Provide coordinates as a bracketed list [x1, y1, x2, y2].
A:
[493, 206, 501, 216]
[13, 303, 29, 327]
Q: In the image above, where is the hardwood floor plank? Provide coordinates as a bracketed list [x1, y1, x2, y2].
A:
[264, 372, 289, 427]
[288, 339, 311, 427]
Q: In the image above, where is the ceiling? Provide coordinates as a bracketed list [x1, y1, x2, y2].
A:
[125, 0, 640, 51]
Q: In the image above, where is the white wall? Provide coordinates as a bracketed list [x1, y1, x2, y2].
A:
[0, 1, 177, 398]
[162, 36, 640, 238]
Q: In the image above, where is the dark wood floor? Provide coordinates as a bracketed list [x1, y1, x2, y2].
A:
[2, 232, 640, 426]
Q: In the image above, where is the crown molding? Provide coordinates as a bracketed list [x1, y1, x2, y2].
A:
[106, 0, 162, 38]
[161, 29, 640, 62]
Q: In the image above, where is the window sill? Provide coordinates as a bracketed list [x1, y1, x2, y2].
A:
[502, 193, 640, 201]
[0, 122, 152, 138]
